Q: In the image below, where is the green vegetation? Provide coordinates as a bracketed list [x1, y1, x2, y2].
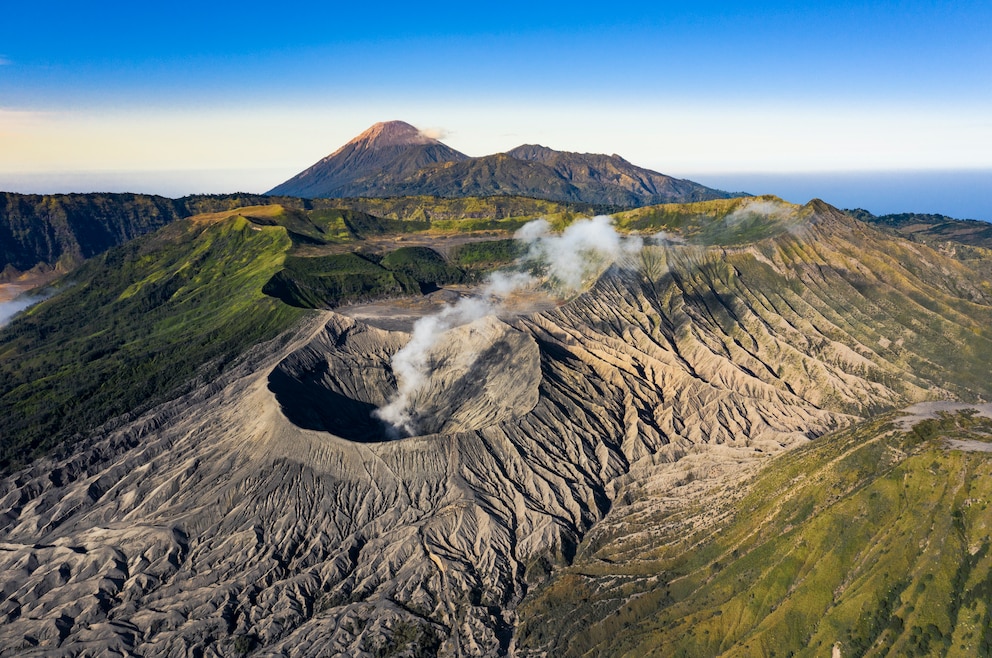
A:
[0, 191, 617, 285]
[0, 214, 303, 473]
[359, 620, 442, 658]
[0, 192, 186, 275]
[332, 195, 611, 225]
[0, 195, 561, 469]
[613, 195, 803, 246]
[379, 246, 464, 285]
[449, 239, 526, 272]
[848, 209, 992, 248]
[192, 204, 417, 246]
[232, 633, 259, 655]
[263, 245, 470, 308]
[849, 208, 992, 283]
[263, 252, 419, 308]
[518, 410, 992, 657]
[331, 209, 430, 237]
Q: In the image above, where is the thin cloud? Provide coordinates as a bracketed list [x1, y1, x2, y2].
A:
[418, 126, 449, 140]
[0, 57, 10, 66]
[0, 108, 57, 130]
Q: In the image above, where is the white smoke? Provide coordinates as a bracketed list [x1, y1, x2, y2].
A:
[372, 288, 505, 437]
[724, 198, 793, 225]
[650, 230, 685, 245]
[373, 269, 547, 437]
[418, 126, 450, 141]
[517, 215, 643, 290]
[0, 291, 52, 328]
[374, 215, 643, 438]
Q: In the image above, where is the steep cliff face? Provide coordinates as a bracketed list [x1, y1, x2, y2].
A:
[1, 206, 991, 656]
[0, 192, 185, 276]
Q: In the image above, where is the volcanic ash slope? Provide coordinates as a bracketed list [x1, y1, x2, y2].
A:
[2, 205, 992, 656]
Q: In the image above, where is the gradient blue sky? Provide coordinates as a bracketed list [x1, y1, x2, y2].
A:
[1, 1, 990, 217]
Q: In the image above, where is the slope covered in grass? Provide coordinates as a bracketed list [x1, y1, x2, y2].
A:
[0, 213, 303, 472]
[518, 409, 992, 657]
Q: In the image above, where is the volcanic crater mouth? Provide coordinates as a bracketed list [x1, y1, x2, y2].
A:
[268, 315, 542, 442]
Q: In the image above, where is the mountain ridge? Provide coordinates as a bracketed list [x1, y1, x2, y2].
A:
[267, 120, 737, 205]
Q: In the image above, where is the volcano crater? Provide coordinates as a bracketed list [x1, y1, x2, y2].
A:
[268, 314, 542, 442]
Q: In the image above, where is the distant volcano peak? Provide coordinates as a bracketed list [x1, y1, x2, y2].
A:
[266, 120, 469, 198]
[267, 120, 736, 204]
[340, 120, 437, 153]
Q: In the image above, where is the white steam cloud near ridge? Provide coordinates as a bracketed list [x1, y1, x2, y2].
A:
[724, 198, 794, 225]
[0, 292, 52, 328]
[373, 215, 643, 438]
[418, 127, 449, 141]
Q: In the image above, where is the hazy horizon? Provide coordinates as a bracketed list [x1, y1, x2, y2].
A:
[2, 2, 989, 219]
[2, 166, 989, 222]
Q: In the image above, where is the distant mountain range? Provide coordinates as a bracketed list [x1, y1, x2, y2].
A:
[268, 120, 736, 206]
[4, 188, 990, 283]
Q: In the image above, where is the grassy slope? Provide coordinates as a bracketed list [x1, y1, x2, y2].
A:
[518, 411, 992, 658]
[0, 212, 303, 472]
[0, 195, 574, 467]
[0, 191, 600, 280]
[329, 195, 613, 227]
[4, 193, 992, 653]
[0, 195, 554, 468]
[263, 252, 421, 308]
[613, 195, 807, 246]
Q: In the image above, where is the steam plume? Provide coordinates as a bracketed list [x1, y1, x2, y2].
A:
[0, 291, 52, 328]
[724, 198, 793, 225]
[418, 127, 450, 140]
[373, 216, 644, 438]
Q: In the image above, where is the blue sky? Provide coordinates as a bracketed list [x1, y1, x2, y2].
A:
[1, 1, 990, 217]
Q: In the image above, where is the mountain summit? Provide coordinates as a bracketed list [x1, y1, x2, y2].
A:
[340, 120, 440, 150]
[268, 121, 737, 205]
[267, 120, 470, 198]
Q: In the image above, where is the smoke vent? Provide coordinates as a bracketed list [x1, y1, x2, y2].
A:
[268, 315, 541, 442]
